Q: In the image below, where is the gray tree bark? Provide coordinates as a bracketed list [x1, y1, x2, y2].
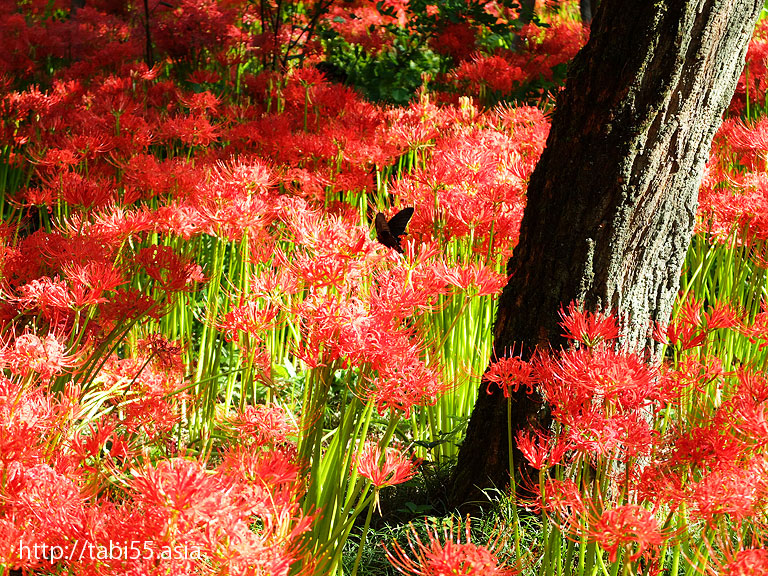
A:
[452, 0, 763, 508]
[580, 0, 596, 23]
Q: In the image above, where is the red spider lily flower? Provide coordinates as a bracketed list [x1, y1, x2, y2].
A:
[538, 345, 660, 416]
[0, 331, 77, 379]
[432, 262, 507, 297]
[652, 319, 707, 349]
[529, 478, 586, 533]
[743, 299, 768, 350]
[2, 463, 85, 566]
[385, 517, 516, 576]
[0, 377, 55, 465]
[703, 301, 745, 330]
[55, 172, 116, 208]
[635, 464, 686, 510]
[136, 245, 207, 293]
[723, 548, 768, 576]
[99, 288, 164, 328]
[62, 261, 126, 309]
[689, 458, 768, 526]
[217, 447, 304, 517]
[355, 443, 420, 489]
[455, 54, 526, 96]
[659, 355, 724, 399]
[516, 429, 569, 470]
[228, 404, 298, 447]
[160, 113, 220, 148]
[559, 302, 620, 348]
[485, 354, 534, 397]
[15, 276, 73, 316]
[672, 424, 730, 468]
[588, 504, 664, 563]
[368, 356, 446, 418]
[429, 21, 477, 63]
[131, 458, 231, 522]
[137, 333, 185, 374]
[219, 300, 280, 344]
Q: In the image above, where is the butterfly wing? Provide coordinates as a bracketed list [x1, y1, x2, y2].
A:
[386, 207, 414, 239]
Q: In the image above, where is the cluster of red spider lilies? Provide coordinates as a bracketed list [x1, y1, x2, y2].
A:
[2, 0, 768, 574]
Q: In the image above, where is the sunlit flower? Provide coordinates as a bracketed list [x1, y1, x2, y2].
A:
[588, 504, 664, 563]
[355, 443, 420, 488]
[559, 302, 620, 347]
[386, 517, 515, 576]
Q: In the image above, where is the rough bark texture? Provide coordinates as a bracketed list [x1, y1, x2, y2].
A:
[452, 0, 763, 508]
[580, 0, 596, 23]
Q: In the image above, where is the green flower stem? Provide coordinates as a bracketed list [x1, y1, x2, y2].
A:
[350, 487, 378, 576]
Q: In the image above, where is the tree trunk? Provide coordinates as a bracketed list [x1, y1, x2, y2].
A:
[580, 0, 595, 24]
[452, 0, 763, 508]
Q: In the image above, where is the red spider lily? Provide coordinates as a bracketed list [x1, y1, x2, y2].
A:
[538, 345, 660, 415]
[385, 517, 516, 576]
[367, 355, 445, 418]
[219, 300, 281, 344]
[131, 457, 238, 527]
[429, 21, 477, 63]
[14, 276, 74, 317]
[390, 126, 535, 253]
[136, 245, 207, 293]
[455, 55, 526, 96]
[659, 355, 725, 399]
[673, 424, 734, 469]
[369, 266, 445, 321]
[228, 404, 298, 447]
[153, 199, 209, 241]
[727, 117, 768, 161]
[0, 377, 55, 466]
[711, 368, 768, 455]
[528, 477, 586, 533]
[69, 418, 133, 475]
[744, 299, 768, 349]
[61, 205, 155, 246]
[355, 443, 420, 488]
[635, 464, 686, 510]
[98, 288, 165, 328]
[559, 302, 620, 347]
[516, 428, 569, 470]
[688, 458, 768, 527]
[431, 262, 507, 297]
[558, 409, 655, 461]
[55, 172, 116, 208]
[62, 261, 126, 309]
[137, 334, 186, 374]
[588, 504, 664, 563]
[1, 463, 86, 569]
[722, 548, 768, 576]
[97, 355, 186, 439]
[485, 354, 534, 397]
[0, 331, 77, 380]
[217, 447, 305, 517]
[703, 301, 745, 330]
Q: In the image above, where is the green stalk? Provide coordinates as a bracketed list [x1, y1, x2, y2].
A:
[507, 398, 522, 565]
[350, 488, 378, 576]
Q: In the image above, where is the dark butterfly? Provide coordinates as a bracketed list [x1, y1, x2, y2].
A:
[374, 207, 414, 253]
